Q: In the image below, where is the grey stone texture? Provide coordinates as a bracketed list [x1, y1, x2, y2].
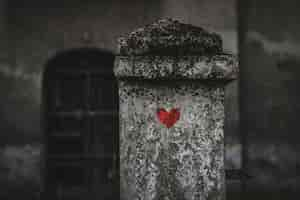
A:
[118, 18, 223, 56]
[114, 54, 238, 80]
[115, 19, 238, 200]
[119, 82, 226, 200]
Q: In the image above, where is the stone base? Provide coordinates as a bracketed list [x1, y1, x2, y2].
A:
[119, 81, 226, 200]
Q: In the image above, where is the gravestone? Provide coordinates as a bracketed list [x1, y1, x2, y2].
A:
[114, 19, 238, 200]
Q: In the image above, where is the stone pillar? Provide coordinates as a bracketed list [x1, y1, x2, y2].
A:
[114, 19, 238, 200]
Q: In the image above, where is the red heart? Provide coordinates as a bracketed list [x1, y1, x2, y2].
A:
[157, 108, 180, 128]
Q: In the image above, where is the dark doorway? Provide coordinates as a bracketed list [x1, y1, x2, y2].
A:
[42, 48, 118, 200]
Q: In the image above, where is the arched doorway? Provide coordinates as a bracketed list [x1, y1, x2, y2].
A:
[42, 48, 118, 200]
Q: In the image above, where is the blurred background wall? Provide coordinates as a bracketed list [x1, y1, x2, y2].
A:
[0, 0, 240, 199]
[240, 0, 300, 199]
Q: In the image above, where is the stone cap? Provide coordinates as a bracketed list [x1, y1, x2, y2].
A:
[114, 54, 238, 80]
[118, 18, 222, 56]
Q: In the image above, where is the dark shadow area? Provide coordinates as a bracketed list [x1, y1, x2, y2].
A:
[42, 48, 118, 200]
[239, 0, 300, 199]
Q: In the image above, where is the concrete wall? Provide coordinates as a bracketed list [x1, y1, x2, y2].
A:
[0, 0, 238, 199]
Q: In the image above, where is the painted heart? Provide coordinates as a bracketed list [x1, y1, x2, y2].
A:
[157, 108, 180, 128]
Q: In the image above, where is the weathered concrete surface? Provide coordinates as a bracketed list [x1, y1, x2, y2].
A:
[115, 19, 238, 200]
[114, 54, 238, 80]
[118, 18, 222, 56]
[119, 81, 226, 200]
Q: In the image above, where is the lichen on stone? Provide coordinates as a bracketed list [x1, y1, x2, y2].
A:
[114, 54, 238, 80]
[118, 18, 223, 56]
[116, 18, 237, 200]
[119, 81, 226, 200]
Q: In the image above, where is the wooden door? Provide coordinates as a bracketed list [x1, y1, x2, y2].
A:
[43, 49, 118, 200]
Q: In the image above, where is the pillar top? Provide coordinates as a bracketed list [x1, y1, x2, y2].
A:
[115, 18, 238, 81]
[118, 18, 223, 56]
